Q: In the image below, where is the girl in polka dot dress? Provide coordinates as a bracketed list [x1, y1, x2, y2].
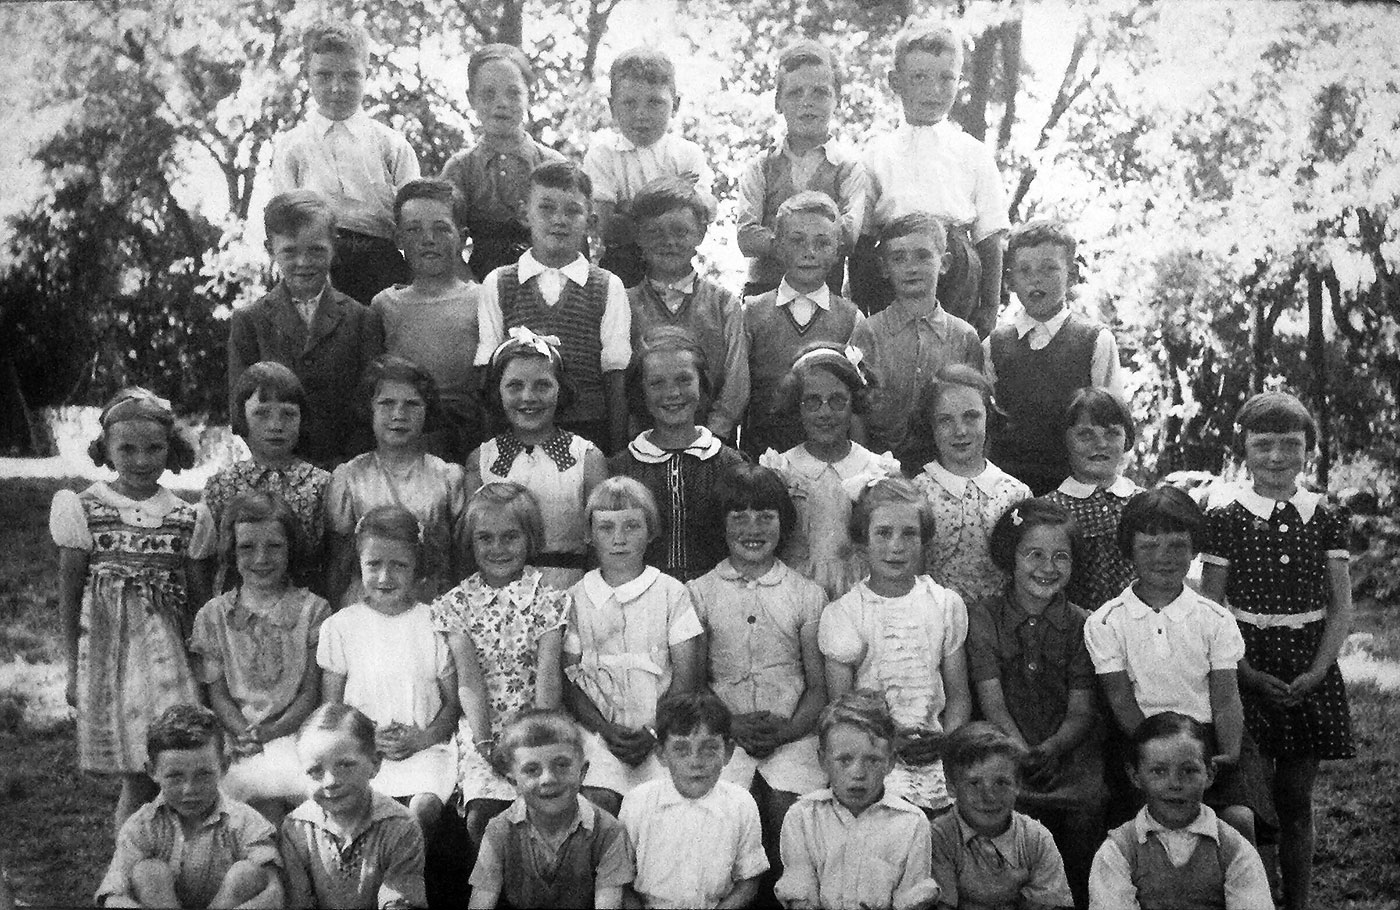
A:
[1200, 391, 1354, 910]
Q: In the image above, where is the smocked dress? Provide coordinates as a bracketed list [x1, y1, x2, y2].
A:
[818, 575, 969, 810]
[1200, 486, 1354, 760]
[1046, 475, 1142, 611]
[763, 443, 893, 600]
[913, 461, 1031, 611]
[429, 568, 571, 801]
[50, 483, 215, 773]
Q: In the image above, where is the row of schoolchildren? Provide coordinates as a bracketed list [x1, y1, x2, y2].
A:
[60, 366, 1351, 908]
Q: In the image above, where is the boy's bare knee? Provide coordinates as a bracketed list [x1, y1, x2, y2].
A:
[410, 792, 444, 828]
[1221, 805, 1256, 843]
[208, 860, 269, 907]
[129, 858, 176, 901]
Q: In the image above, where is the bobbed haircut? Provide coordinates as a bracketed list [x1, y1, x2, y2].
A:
[943, 720, 1026, 783]
[298, 702, 378, 757]
[655, 690, 733, 744]
[630, 175, 716, 227]
[216, 491, 305, 594]
[481, 342, 577, 428]
[626, 325, 713, 425]
[393, 177, 461, 225]
[494, 708, 584, 776]
[468, 42, 537, 92]
[1117, 486, 1203, 557]
[817, 689, 897, 752]
[1007, 218, 1078, 279]
[1129, 710, 1213, 767]
[465, 481, 546, 561]
[898, 364, 998, 475]
[770, 342, 877, 422]
[264, 189, 338, 241]
[147, 703, 222, 763]
[876, 211, 948, 255]
[714, 462, 798, 552]
[354, 504, 425, 569]
[1064, 387, 1136, 447]
[1234, 390, 1317, 450]
[88, 388, 197, 473]
[609, 47, 677, 95]
[584, 476, 662, 542]
[892, 19, 963, 71]
[987, 497, 1082, 577]
[774, 38, 842, 101]
[230, 361, 307, 439]
[774, 190, 841, 235]
[358, 354, 441, 433]
[850, 475, 935, 546]
[530, 159, 593, 200]
[303, 19, 369, 63]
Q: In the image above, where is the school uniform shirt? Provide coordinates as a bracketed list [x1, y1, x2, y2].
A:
[1084, 585, 1245, 724]
[929, 809, 1074, 910]
[775, 788, 937, 910]
[271, 107, 421, 240]
[582, 129, 715, 204]
[281, 790, 426, 909]
[862, 121, 1010, 241]
[97, 793, 280, 908]
[620, 777, 769, 908]
[1088, 805, 1272, 910]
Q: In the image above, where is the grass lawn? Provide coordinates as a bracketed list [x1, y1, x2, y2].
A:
[1, 476, 1397, 907]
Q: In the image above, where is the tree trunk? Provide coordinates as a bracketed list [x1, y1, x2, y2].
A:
[1307, 265, 1330, 487]
[958, 26, 996, 142]
[496, 0, 524, 46]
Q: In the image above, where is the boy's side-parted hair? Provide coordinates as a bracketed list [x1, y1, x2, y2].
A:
[774, 190, 841, 237]
[609, 47, 677, 97]
[630, 176, 717, 227]
[943, 721, 1026, 783]
[1007, 218, 1078, 280]
[147, 703, 223, 763]
[626, 325, 713, 424]
[530, 159, 594, 201]
[585, 476, 662, 541]
[1234, 390, 1317, 450]
[465, 481, 546, 561]
[817, 689, 897, 752]
[230, 361, 308, 439]
[393, 177, 462, 225]
[655, 690, 733, 743]
[892, 19, 964, 71]
[988, 497, 1083, 577]
[217, 491, 305, 593]
[264, 189, 338, 241]
[876, 211, 948, 255]
[88, 387, 197, 473]
[468, 42, 537, 92]
[495, 708, 585, 775]
[1063, 387, 1136, 448]
[774, 38, 843, 100]
[303, 19, 370, 63]
[1117, 485, 1204, 557]
[298, 702, 379, 757]
[358, 354, 442, 432]
[714, 462, 798, 551]
[770, 342, 878, 422]
[1129, 710, 1213, 767]
[850, 475, 936, 545]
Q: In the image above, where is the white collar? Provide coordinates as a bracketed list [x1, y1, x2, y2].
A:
[898, 120, 956, 140]
[1136, 804, 1220, 843]
[627, 426, 722, 463]
[309, 107, 368, 133]
[1121, 584, 1196, 623]
[649, 272, 697, 295]
[922, 459, 1012, 497]
[1056, 475, 1141, 499]
[1011, 305, 1070, 339]
[715, 558, 787, 587]
[1233, 483, 1320, 524]
[776, 279, 831, 311]
[582, 565, 662, 606]
[518, 250, 590, 287]
[784, 442, 884, 481]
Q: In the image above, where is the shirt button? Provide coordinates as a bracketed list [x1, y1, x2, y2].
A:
[1027, 618, 1037, 626]
[1278, 524, 1289, 533]
[1280, 554, 1290, 564]
[1027, 661, 1038, 671]
[747, 615, 756, 624]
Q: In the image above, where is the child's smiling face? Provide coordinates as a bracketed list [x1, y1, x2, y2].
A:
[358, 535, 418, 614]
[949, 755, 1020, 836]
[1130, 530, 1194, 600]
[725, 507, 781, 575]
[1243, 430, 1308, 500]
[638, 207, 705, 283]
[269, 220, 335, 301]
[799, 367, 855, 453]
[498, 355, 560, 443]
[889, 48, 960, 127]
[396, 196, 461, 282]
[1130, 732, 1214, 830]
[1013, 523, 1073, 610]
[525, 184, 591, 267]
[308, 49, 367, 121]
[880, 231, 947, 302]
[299, 727, 380, 822]
[864, 502, 924, 592]
[510, 741, 586, 821]
[234, 519, 291, 594]
[610, 77, 676, 149]
[642, 350, 703, 434]
[1009, 243, 1071, 321]
[470, 58, 529, 141]
[657, 725, 732, 799]
[106, 419, 169, 497]
[472, 507, 530, 589]
[931, 383, 987, 475]
[1066, 417, 1128, 487]
[775, 212, 840, 292]
[777, 62, 837, 144]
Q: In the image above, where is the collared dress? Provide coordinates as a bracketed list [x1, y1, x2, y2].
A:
[1200, 486, 1354, 760]
[1046, 475, 1142, 611]
[913, 459, 1031, 611]
[429, 568, 571, 801]
[202, 457, 331, 589]
[929, 810, 1074, 910]
[50, 482, 215, 773]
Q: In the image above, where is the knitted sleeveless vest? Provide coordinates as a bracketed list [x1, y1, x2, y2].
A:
[1106, 818, 1242, 910]
[501, 820, 606, 909]
[499, 265, 610, 423]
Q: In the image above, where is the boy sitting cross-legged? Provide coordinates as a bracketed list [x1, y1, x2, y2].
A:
[96, 704, 283, 909]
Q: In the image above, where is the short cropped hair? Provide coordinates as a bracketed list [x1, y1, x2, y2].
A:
[393, 177, 461, 225]
[465, 482, 546, 561]
[495, 709, 584, 773]
[770, 342, 877, 421]
[655, 690, 732, 743]
[850, 476, 935, 545]
[147, 703, 222, 763]
[714, 462, 798, 551]
[481, 338, 577, 427]
[354, 504, 425, 569]
[987, 497, 1082, 577]
[230, 361, 307, 438]
[1007, 218, 1078, 279]
[303, 19, 369, 63]
[817, 689, 897, 752]
[468, 42, 537, 92]
[626, 325, 713, 424]
[774, 190, 841, 236]
[358, 354, 441, 433]
[631, 176, 716, 227]
[774, 38, 842, 101]
[298, 702, 378, 757]
[264, 189, 337, 241]
[217, 491, 305, 593]
[1064, 387, 1136, 447]
[1234, 390, 1317, 450]
[943, 721, 1026, 783]
[609, 47, 677, 96]
[530, 160, 593, 200]
[585, 476, 662, 541]
[1117, 486, 1204, 557]
[876, 211, 948, 255]
[892, 19, 963, 72]
[1129, 710, 1213, 767]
